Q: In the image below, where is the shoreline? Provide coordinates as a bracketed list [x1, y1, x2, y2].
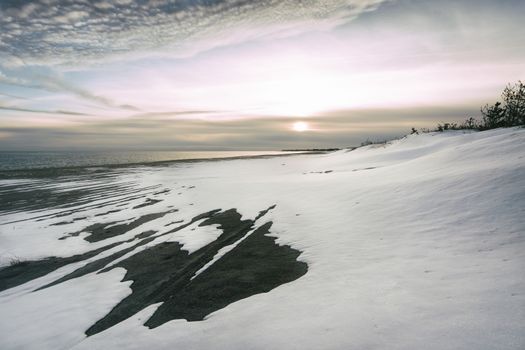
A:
[0, 151, 326, 180]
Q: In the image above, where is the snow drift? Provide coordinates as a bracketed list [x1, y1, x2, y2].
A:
[0, 128, 524, 350]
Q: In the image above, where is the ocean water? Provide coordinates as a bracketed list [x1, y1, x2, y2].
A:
[0, 150, 291, 171]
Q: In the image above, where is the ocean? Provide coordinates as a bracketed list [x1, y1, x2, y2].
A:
[0, 150, 291, 171]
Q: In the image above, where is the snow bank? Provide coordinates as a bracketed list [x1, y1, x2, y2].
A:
[1, 128, 524, 350]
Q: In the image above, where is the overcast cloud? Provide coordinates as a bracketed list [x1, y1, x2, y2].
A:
[1, 0, 524, 150]
[1, 0, 386, 66]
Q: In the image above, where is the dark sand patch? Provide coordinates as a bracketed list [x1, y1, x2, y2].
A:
[153, 189, 170, 195]
[37, 237, 158, 291]
[40, 210, 221, 291]
[0, 180, 121, 214]
[50, 221, 71, 226]
[3, 184, 163, 225]
[255, 204, 276, 220]
[85, 206, 306, 336]
[94, 209, 122, 217]
[62, 209, 177, 242]
[352, 167, 377, 172]
[145, 221, 307, 327]
[0, 242, 122, 292]
[132, 198, 162, 209]
[50, 216, 87, 226]
[165, 220, 184, 227]
[302, 170, 334, 175]
[134, 230, 157, 239]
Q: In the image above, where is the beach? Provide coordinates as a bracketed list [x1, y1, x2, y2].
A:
[1, 128, 524, 350]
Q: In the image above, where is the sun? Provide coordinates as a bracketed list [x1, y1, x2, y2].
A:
[292, 121, 309, 132]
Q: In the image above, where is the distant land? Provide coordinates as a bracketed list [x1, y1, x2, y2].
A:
[281, 148, 343, 152]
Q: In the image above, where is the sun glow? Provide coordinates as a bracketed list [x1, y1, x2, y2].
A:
[259, 74, 344, 117]
[292, 121, 310, 132]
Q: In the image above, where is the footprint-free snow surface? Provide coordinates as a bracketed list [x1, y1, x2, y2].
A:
[1, 128, 524, 350]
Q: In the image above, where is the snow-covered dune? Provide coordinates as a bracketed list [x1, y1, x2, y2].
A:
[1, 128, 524, 350]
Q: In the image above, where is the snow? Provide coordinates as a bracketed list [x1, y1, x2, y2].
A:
[0, 268, 131, 350]
[164, 221, 222, 254]
[1, 128, 524, 349]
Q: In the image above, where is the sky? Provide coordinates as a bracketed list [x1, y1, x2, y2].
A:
[1, 0, 524, 150]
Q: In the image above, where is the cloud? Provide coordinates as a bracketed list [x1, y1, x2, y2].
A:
[0, 91, 28, 100]
[0, 105, 476, 151]
[2, 0, 523, 151]
[0, 67, 139, 111]
[0, 104, 89, 116]
[0, 0, 388, 66]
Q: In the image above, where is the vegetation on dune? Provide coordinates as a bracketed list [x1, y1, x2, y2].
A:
[360, 139, 389, 147]
[360, 81, 524, 148]
[412, 81, 525, 134]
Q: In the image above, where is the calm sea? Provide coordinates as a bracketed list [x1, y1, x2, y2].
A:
[0, 151, 291, 171]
